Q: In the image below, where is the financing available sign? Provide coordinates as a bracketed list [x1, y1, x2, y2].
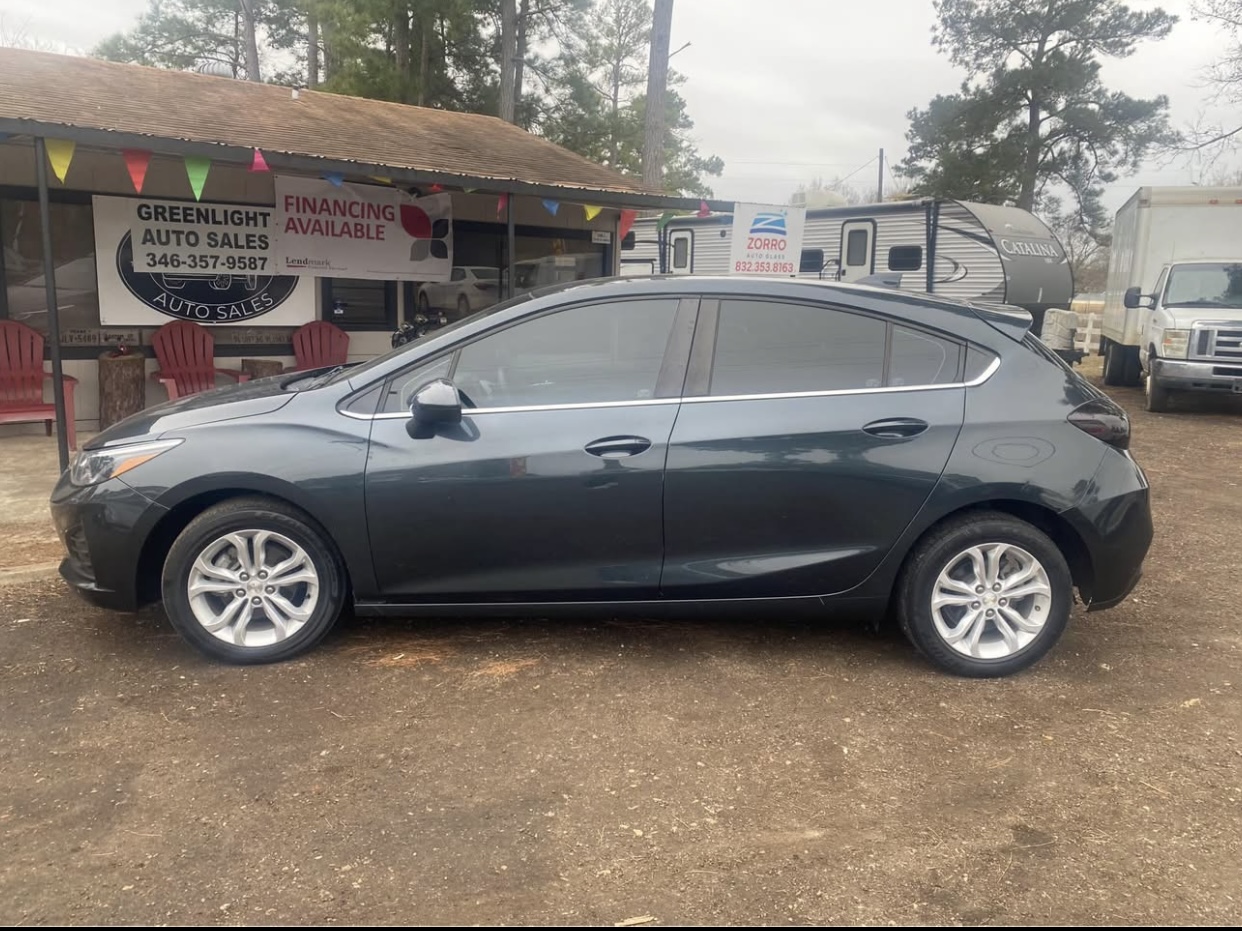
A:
[273, 177, 452, 281]
[727, 202, 807, 276]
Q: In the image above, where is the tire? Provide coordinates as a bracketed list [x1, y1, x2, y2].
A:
[1102, 339, 1125, 386]
[1121, 345, 1142, 387]
[1144, 371, 1172, 413]
[456, 295, 470, 317]
[161, 497, 347, 665]
[895, 513, 1073, 678]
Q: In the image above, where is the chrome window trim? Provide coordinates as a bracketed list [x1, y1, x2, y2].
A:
[343, 356, 1000, 421]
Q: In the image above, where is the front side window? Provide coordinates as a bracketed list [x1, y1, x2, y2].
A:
[449, 298, 680, 408]
[710, 299, 887, 395]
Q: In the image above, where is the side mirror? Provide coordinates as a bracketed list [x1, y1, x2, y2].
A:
[1123, 286, 1153, 310]
[407, 378, 462, 437]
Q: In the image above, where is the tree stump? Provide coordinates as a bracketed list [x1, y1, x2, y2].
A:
[98, 351, 146, 429]
[241, 358, 285, 380]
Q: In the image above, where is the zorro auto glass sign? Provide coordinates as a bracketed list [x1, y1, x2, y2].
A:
[93, 195, 314, 327]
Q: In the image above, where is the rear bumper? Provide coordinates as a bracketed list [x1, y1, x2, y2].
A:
[49, 473, 166, 613]
[1151, 357, 1242, 392]
[1062, 451, 1153, 611]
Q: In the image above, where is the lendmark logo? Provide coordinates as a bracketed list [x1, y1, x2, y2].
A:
[399, 204, 451, 262]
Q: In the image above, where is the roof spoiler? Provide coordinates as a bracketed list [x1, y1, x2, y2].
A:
[970, 302, 1034, 342]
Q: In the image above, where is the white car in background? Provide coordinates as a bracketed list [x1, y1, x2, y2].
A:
[416, 266, 501, 319]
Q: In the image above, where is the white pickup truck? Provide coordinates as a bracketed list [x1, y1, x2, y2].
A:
[1100, 187, 1242, 412]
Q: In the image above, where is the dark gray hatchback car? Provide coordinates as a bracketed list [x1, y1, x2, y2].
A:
[51, 277, 1152, 677]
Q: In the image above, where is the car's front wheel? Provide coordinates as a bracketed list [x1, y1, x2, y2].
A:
[896, 513, 1072, 677]
[161, 497, 347, 664]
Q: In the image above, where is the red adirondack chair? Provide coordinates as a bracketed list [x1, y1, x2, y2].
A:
[289, 320, 350, 372]
[150, 321, 250, 401]
[0, 320, 78, 450]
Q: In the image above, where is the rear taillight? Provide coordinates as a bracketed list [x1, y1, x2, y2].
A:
[1068, 398, 1130, 451]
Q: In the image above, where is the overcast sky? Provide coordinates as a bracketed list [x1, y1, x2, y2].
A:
[2, 0, 1237, 214]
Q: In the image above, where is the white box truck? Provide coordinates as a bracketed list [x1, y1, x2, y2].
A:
[1100, 186, 1242, 411]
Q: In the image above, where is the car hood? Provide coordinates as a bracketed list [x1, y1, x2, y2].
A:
[85, 376, 299, 449]
[1161, 307, 1242, 328]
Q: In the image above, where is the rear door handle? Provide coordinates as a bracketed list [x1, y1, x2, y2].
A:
[861, 418, 929, 439]
[584, 435, 653, 458]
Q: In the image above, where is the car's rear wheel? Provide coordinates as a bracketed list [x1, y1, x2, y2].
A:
[457, 294, 470, 317]
[1102, 339, 1124, 386]
[896, 513, 1072, 677]
[161, 497, 347, 664]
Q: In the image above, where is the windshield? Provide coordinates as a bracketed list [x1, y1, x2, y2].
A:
[1164, 263, 1242, 308]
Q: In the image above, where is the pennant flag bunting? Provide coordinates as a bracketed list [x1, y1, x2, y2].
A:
[122, 149, 151, 194]
[697, 200, 711, 218]
[497, 193, 509, 218]
[184, 155, 211, 201]
[249, 148, 270, 172]
[618, 209, 638, 241]
[541, 199, 560, 216]
[463, 187, 478, 194]
[656, 210, 677, 231]
[368, 175, 393, 185]
[583, 205, 603, 221]
[46, 138, 75, 183]
[323, 172, 344, 187]
[427, 183, 444, 193]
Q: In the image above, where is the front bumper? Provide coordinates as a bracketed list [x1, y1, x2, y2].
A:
[1151, 357, 1242, 393]
[50, 473, 167, 612]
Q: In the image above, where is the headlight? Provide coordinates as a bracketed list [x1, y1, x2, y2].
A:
[70, 439, 183, 487]
[1161, 329, 1191, 360]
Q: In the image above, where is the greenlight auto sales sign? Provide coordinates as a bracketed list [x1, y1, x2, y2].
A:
[92, 195, 314, 326]
[727, 202, 807, 276]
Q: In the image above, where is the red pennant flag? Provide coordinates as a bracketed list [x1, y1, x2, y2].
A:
[122, 149, 151, 194]
[497, 193, 509, 218]
[428, 183, 444, 193]
[619, 208, 638, 241]
[249, 148, 270, 172]
[697, 200, 710, 218]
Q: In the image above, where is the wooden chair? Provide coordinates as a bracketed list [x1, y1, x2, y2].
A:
[0, 320, 78, 450]
[289, 320, 350, 372]
[150, 321, 249, 401]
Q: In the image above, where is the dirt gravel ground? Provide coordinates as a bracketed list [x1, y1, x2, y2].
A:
[1, 359, 1240, 926]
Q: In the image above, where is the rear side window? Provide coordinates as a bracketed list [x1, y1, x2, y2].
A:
[888, 246, 923, 271]
[889, 326, 962, 386]
[710, 299, 887, 394]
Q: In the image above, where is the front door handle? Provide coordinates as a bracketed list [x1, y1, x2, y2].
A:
[861, 418, 929, 439]
[584, 435, 653, 458]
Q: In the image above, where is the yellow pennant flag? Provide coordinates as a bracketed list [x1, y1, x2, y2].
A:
[45, 139, 75, 183]
[368, 175, 393, 185]
[583, 204, 603, 221]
